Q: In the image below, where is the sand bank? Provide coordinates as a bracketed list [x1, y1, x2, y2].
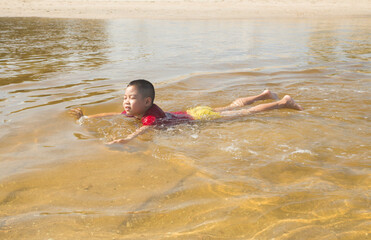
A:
[0, 0, 370, 19]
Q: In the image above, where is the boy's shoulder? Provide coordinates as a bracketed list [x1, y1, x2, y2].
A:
[144, 104, 166, 117]
[141, 104, 166, 126]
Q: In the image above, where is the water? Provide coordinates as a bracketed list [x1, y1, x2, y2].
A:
[0, 17, 370, 239]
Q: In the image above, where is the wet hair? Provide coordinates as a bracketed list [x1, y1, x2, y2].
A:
[127, 79, 155, 104]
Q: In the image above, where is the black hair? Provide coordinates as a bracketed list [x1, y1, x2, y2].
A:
[127, 79, 155, 104]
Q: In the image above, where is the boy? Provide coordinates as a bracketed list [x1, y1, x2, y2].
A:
[70, 79, 303, 144]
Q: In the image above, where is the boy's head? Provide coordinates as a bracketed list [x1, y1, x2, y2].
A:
[127, 79, 155, 104]
[123, 79, 155, 117]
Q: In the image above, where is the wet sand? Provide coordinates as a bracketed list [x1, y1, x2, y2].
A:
[0, 0, 370, 19]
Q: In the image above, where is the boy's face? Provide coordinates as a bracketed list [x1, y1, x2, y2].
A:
[123, 85, 152, 117]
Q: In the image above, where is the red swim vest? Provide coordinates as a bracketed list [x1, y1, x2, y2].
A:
[121, 104, 193, 126]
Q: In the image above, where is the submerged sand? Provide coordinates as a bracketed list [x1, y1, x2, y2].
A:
[0, 0, 370, 19]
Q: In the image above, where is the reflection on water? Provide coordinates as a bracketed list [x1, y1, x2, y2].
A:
[0, 17, 370, 239]
[0, 18, 110, 86]
[308, 20, 371, 63]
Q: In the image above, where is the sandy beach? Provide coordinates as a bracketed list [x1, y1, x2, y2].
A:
[0, 0, 370, 19]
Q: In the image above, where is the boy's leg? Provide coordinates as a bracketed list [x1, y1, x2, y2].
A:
[213, 89, 279, 112]
[220, 95, 303, 118]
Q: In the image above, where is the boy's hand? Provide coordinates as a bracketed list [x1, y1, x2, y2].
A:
[107, 139, 130, 145]
[69, 108, 84, 119]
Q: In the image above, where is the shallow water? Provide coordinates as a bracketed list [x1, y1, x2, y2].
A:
[0, 17, 370, 239]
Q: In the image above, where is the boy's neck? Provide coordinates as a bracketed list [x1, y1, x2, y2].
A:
[135, 103, 153, 119]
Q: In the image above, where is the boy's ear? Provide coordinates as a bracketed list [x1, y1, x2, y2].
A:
[144, 97, 152, 106]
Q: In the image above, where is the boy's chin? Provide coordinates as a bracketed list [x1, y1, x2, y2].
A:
[125, 111, 138, 117]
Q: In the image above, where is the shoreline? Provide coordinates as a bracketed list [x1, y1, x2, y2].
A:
[0, 0, 370, 20]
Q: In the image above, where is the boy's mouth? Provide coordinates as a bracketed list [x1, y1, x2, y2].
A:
[124, 106, 131, 112]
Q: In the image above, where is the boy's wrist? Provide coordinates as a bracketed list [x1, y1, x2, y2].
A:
[78, 115, 88, 125]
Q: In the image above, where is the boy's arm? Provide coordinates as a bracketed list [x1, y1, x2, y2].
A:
[107, 125, 151, 144]
[69, 108, 121, 120]
[86, 112, 122, 118]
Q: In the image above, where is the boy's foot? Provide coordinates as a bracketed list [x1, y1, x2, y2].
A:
[262, 89, 279, 100]
[282, 95, 303, 111]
